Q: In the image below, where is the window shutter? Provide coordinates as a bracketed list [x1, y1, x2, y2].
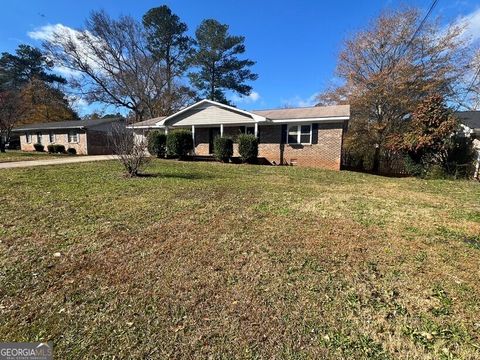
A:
[312, 123, 319, 144]
[281, 124, 287, 144]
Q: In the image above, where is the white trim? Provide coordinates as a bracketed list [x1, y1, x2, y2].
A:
[287, 124, 312, 145]
[129, 125, 165, 129]
[191, 125, 195, 154]
[161, 99, 267, 126]
[272, 116, 349, 123]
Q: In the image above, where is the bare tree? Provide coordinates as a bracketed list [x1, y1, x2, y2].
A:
[317, 7, 472, 172]
[43, 11, 190, 121]
[0, 91, 27, 152]
[110, 122, 150, 176]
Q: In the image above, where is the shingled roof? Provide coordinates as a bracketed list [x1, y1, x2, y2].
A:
[13, 117, 123, 132]
[456, 111, 480, 130]
[252, 105, 350, 120]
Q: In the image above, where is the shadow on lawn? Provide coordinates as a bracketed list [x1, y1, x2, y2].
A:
[138, 172, 215, 180]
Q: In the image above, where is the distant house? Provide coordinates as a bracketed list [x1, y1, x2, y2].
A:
[13, 118, 125, 155]
[129, 99, 350, 170]
[456, 111, 480, 179]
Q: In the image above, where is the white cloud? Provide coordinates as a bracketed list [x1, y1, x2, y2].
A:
[28, 23, 70, 42]
[281, 92, 319, 108]
[231, 91, 261, 104]
[452, 7, 480, 44]
[28, 23, 106, 77]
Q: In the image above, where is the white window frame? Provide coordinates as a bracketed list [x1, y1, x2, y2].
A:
[287, 124, 312, 145]
[36, 132, 43, 144]
[68, 130, 79, 143]
[25, 132, 32, 144]
[49, 132, 55, 143]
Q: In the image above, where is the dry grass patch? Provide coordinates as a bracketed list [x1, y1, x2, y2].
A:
[0, 160, 479, 358]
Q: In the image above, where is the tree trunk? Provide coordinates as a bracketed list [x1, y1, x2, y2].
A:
[372, 146, 380, 173]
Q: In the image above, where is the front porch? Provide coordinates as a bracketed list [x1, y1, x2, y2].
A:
[167, 123, 259, 156]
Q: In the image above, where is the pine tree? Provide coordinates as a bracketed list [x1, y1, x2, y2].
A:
[189, 19, 258, 105]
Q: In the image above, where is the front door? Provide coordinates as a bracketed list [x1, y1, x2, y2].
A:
[208, 127, 221, 154]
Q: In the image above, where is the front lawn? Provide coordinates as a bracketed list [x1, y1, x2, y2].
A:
[0, 150, 64, 163]
[0, 160, 479, 359]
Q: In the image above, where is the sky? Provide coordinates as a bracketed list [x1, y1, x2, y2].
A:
[1, 0, 479, 116]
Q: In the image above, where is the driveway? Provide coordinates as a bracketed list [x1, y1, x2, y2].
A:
[0, 155, 118, 169]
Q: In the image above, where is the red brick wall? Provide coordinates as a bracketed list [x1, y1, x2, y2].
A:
[258, 123, 344, 170]
[19, 130, 88, 154]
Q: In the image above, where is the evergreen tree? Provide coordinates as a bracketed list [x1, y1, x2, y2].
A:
[189, 19, 258, 105]
[0, 44, 66, 91]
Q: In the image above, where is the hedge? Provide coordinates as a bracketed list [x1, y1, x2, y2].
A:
[33, 143, 44, 152]
[47, 144, 66, 153]
[67, 148, 77, 155]
[166, 130, 193, 159]
[238, 134, 258, 163]
[147, 131, 167, 158]
[213, 136, 233, 162]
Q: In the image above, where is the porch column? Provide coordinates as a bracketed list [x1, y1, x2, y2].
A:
[165, 126, 169, 135]
[220, 123, 224, 137]
[254, 122, 258, 137]
[191, 125, 195, 154]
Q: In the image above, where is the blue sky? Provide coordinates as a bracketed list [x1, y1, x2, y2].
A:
[1, 0, 479, 115]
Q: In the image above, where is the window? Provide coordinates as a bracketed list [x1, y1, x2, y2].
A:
[36, 132, 42, 144]
[25, 132, 32, 143]
[246, 126, 255, 135]
[68, 130, 78, 143]
[287, 124, 312, 145]
[49, 132, 55, 143]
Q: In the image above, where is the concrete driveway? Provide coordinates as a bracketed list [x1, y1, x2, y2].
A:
[0, 155, 117, 169]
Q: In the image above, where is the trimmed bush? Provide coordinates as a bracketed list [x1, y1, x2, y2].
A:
[47, 144, 66, 153]
[147, 131, 167, 158]
[33, 143, 44, 152]
[67, 147, 77, 155]
[213, 136, 233, 162]
[166, 130, 193, 159]
[238, 134, 258, 163]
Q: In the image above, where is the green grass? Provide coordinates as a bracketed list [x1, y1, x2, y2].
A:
[0, 150, 65, 163]
[1, 160, 479, 359]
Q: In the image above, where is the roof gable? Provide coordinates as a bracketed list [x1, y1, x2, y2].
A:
[163, 99, 265, 126]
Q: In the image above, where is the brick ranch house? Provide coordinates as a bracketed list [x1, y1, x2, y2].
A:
[13, 117, 125, 155]
[130, 99, 350, 170]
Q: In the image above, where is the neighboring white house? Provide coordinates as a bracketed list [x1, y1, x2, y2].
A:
[456, 111, 480, 179]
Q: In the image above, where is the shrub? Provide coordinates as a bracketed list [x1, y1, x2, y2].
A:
[47, 144, 55, 153]
[213, 136, 233, 162]
[166, 130, 193, 159]
[238, 134, 258, 163]
[67, 148, 77, 155]
[147, 131, 167, 158]
[33, 143, 44, 152]
[54, 144, 66, 153]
